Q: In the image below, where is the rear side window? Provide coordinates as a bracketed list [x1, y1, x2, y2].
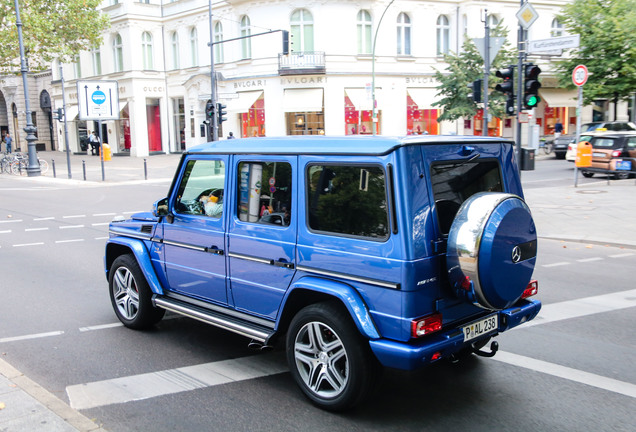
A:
[237, 161, 292, 225]
[307, 165, 389, 240]
[431, 160, 502, 235]
[591, 138, 619, 148]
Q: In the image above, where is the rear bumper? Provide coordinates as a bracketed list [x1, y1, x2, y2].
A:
[369, 299, 541, 370]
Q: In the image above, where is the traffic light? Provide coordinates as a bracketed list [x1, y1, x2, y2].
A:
[52, 107, 64, 121]
[467, 79, 482, 103]
[495, 66, 515, 115]
[523, 63, 542, 109]
[205, 100, 215, 118]
[216, 102, 227, 124]
[282, 30, 290, 55]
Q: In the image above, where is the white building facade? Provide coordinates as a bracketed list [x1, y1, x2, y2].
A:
[3, 0, 625, 156]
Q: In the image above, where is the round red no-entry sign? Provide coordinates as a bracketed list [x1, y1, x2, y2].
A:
[572, 65, 588, 87]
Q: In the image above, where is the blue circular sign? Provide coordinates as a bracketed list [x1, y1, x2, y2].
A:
[92, 90, 106, 105]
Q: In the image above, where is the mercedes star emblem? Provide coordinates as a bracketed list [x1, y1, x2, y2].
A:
[511, 246, 522, 263]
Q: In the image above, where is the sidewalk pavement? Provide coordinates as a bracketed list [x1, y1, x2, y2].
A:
[1, 151, 635, 431]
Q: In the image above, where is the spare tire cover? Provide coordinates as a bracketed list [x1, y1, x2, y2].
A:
[446, 192, 537, 310]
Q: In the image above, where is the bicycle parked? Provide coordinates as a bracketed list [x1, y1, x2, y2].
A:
[0, 152, 49, 175]
[538, 138, 554, 155]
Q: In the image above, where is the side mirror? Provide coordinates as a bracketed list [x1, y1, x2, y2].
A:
[153, 197, 170, 217]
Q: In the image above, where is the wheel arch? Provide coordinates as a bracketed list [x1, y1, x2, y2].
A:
[276, 276, 380, 340]
[105, 237, 164, 295]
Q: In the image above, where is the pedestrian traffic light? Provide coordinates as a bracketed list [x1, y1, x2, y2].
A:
[282, 30, 290, 55]
[205, 101, 215, 118]
[467, 79, 482, 103]
[217, 102, 227, 124]
[495, 66, 515, 115]
[523, 63, 542, 109]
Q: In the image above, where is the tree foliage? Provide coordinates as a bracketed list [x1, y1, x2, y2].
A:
[433, 23, 517, 121]
[0, 0, 109, 73]
[555, 0, 636, 104]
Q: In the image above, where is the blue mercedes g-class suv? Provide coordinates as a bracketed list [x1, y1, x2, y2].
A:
[105, 136, 540, 410]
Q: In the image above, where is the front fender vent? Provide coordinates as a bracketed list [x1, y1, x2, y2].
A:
[140, 225, 153, 234]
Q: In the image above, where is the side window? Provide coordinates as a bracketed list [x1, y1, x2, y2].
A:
[174, 159, 225, 217]
[627, 137, 636, 149]
[237, 161, 292, 226]
[307, 165, 388, 240]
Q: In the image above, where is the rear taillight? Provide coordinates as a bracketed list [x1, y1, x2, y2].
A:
[411, 313, 443, 338]
[521, 280, 538, 299]
[612, 150, 621, 157]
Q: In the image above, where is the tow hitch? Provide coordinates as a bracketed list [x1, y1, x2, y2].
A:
[472, 340, 499, 357]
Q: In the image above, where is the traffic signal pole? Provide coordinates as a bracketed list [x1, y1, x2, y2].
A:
[482, 10, 490, 137]
[515, 2, 527, 169]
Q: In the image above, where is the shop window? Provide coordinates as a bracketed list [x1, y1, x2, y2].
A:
[241, 94, 265, 137]
[286, 111, 324, 135]
[344, 93, 380, 135]
[406, 94, 439, 135]
[237, 161, 292, 225]
[307, 164, 389, 240]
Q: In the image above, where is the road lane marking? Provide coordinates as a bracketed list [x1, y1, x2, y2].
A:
[12, 242, 45, 247]
[91, 222, 110, 226]
[122, 211, 144, 214]
[493, 351, 636, 399]
[523, 289, 636, 328]
[609, 252, 634, 258]
[34, 217, 54, 221]
[66, 352, 288, 410]
[0, 331, 64, 344]
[59, 225, 85, 229]
[79, 323, 123, 332]
[63, 215, 86, 219]
[25, 227, 49, 232]
[55, 239, 85, 244]
[0, 230, 11, 234]
[93, 213, 116, 217]
[95, 237, 109, 240]
[542, 262, 570, 267]
[0, 220, 23, 224]
[577, 257, 603, 262]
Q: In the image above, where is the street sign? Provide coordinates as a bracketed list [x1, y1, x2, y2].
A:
[77, 80, 120, 121]
[516, 2, 539, 29]
[572, 64, 589, 87]
[473, 37, 506, 67]
[528, 34, 580, 54]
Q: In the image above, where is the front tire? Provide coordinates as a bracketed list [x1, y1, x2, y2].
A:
[109, 254, 165, 329]
[286, 302, 378, 411]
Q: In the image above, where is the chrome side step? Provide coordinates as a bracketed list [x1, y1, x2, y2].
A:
[153, 296, 274, 343]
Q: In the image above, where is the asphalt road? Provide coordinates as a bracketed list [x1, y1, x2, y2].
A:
[0, 159, 635, 432]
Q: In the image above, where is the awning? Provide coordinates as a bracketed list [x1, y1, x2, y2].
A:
[345, 88, 384, 111]
[407, 88, 438, 108]
[283, 88, 323, 112]
[539, 89, 578, 108]
[229, 91, 262, 112]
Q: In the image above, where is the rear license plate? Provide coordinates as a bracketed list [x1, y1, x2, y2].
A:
[462, 314, 498, 342]
[593, 152, 606, 157]
[616, 160, 632, 171]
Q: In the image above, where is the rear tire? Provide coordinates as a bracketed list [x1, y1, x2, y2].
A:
[286, 301, 379, 411]
[109, 254, 165, 329]
[613, 172, 629, 180]
[582, 171, 594, 178]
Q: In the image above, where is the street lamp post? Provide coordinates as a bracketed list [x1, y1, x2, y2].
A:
[371, 0, 395, 136]
[14, 0, 40, 176]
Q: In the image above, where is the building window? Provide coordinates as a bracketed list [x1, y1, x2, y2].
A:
[436, 15, 450, 56]
[190, 27, 198, 67]
[92, 48, 101, 76]
[551, 18, 564, 37]
[487, 14, 499, 36]
[397, 12, 411, 55]
[291, 9, 314, 52]
[171, 31, 180, 69]
[240, 16, 251, 59]
[357, 10, 372, 54]
[113, 33, 123, 72]
[214, 22, 223, 63]
[142, 31, 153, 70]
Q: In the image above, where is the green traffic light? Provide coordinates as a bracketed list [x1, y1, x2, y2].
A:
[526, 95, 539, 107]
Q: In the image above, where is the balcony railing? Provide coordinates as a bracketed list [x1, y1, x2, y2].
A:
[278, 51, 326, 75]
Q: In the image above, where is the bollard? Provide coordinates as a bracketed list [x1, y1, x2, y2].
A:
[52, 159, 56, 178]
[82, 160, 87, 181]
[144, 158, 148, 180]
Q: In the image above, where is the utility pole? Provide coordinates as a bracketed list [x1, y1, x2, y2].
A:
[482, 10, 490, 137]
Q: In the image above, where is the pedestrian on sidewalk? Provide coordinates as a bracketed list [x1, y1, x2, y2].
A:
[4, 132, 12, 153]
[89, 131, 100, 155]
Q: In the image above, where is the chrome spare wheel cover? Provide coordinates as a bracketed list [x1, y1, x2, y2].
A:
[112, 267, 140, 320]
[294, 321, 349, 399]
